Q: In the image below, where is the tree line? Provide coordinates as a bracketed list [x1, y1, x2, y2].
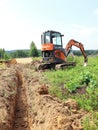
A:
[0, 41, 40, 60]
[73, 50, 98, 56]
[0, 41, 98, 60]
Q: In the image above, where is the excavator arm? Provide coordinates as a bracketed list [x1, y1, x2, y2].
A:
[65, 39, 88, 64]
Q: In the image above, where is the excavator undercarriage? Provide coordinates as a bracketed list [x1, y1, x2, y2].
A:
[37, 60, 76, 70]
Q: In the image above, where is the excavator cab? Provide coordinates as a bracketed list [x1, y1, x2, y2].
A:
[41, 30, 63, 47]
[41, 30, 65, 63]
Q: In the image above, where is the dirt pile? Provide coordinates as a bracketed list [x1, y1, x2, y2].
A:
[0, 67, 18, 130]
[23, 68, 87, 130]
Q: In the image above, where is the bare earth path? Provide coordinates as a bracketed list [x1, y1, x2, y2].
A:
[16, 57, 32, 64]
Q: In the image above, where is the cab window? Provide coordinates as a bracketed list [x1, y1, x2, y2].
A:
[52, 33, 62, 45]
[45, 32, 50, 43]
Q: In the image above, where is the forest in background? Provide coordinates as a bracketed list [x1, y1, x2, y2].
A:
[0, 48, 98, 60]
[0, 45, 98, 60]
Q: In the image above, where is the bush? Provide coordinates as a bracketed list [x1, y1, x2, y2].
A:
[79, 71, 96, 86]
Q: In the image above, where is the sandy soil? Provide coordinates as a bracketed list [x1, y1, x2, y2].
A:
[16, 57, 33, 64]
[0, 62, 88, 130]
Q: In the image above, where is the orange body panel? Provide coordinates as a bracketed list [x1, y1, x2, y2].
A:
[41, 43, 54, 51]
[54, 50, 66, 61]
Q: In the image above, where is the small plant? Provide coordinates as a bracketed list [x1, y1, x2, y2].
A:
[79, 71, 91, 85]
[64, 79, 79, 92]
[79, 71, 96, 87]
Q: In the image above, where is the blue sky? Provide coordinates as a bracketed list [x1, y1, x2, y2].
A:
[0, 0, 98, 50]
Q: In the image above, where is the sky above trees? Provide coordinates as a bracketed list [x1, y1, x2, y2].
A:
[0, 0, 98, 50]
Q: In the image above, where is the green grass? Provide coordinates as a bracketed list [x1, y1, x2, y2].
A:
[41, 55, 98, 129]
[42, 56, 98, 109]
[32, 57, 42, 61]
[82, 112, 98, 130]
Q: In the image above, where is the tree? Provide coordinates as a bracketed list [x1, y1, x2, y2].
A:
[0, 48, 5, 59]
[29, 41, 39, 57]
[0, 48, 4, 59]
[0, 48, 10, 60]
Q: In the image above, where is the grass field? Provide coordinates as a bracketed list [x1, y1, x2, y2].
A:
[43, 56, 98, 108]
[42, 55, 98, 128]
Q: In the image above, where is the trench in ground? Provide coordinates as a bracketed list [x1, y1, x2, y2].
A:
[13, 72, 30, 130]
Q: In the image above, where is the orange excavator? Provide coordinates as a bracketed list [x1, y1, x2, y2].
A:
[38, 30, 88, 69]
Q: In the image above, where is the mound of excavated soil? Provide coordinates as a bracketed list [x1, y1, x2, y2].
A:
[0, 63, 87, 130]
[0, 67, 18, 130]
[23, 69, 87, 130]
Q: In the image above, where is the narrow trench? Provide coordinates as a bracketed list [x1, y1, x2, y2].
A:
[13, 71, 30, 130]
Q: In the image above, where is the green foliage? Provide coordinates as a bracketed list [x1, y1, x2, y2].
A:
[79, 71, 96, 86]
[6, 41, 39, 58]
[29, 41, 39, 57]
[64, 69, 96, 93]
[10, 50, 29, 58]
[43, 56, 98, 112]
[38, 49, 41, 56]
[4, 53, 10, 60]
[0, 48, 10, 60]
[65, 70, 98, 111]
[65, 79, 79, 92]
[32, 57, 42, 61]
[75, 90, 98, 111]
[73, 50, 98, 56]
[0, 48, 5, 59]
[67, 53, 75, 62]
[39, 56, 98, 129]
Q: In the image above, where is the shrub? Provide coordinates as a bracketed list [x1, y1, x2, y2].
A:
[79, 71, 96, 86]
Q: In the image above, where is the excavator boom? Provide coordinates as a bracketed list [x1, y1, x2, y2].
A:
[65, 39, 88, 63]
